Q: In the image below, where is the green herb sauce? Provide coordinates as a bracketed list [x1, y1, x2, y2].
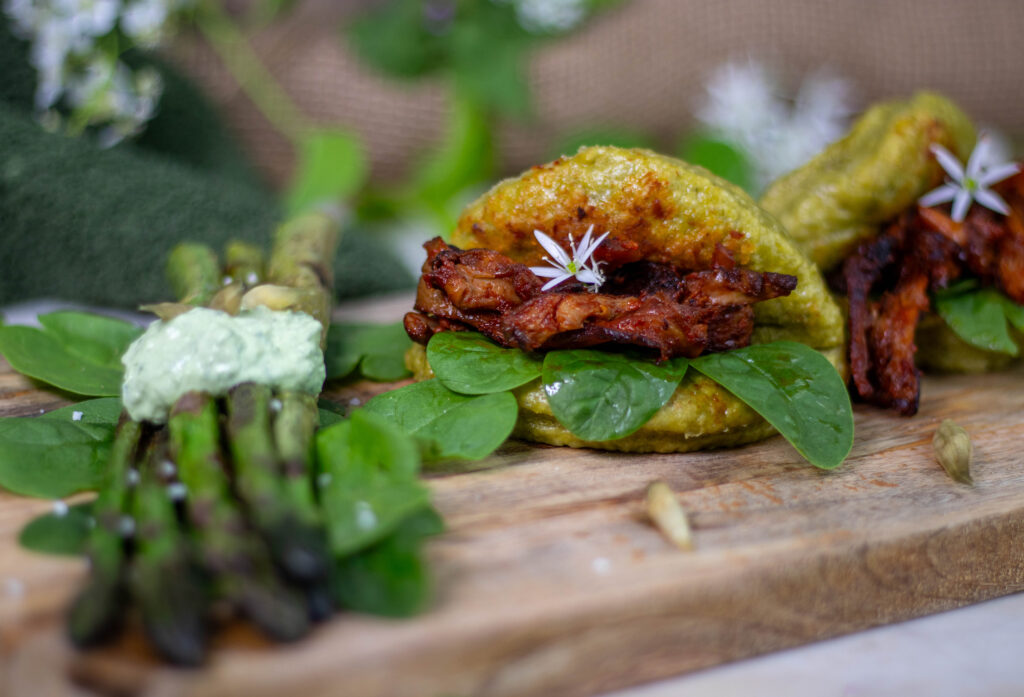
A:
[121, 307, 324, 423]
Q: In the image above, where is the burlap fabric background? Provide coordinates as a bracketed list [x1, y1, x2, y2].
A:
[170, 0, 1024, 188]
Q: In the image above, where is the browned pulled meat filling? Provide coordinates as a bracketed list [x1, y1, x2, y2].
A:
[404, 237, 797, 361]
[836, 171, 1024, 416]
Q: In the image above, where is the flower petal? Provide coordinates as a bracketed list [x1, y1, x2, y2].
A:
[973, 187, 1011, 216]
[951, 188, 973, 222]
[575, 268, 600, 286]
[578, 230, 610, 264]
[965, 136, 991, 179]
[530, 266, 567, 278]
[534, 230, 571, 266]
[979, 162, 1022, 187]
[918, 184, 959, 208]
[577, 223, 594, 249]
[930, 144, 965, 182]
[541, 274, 572, 291]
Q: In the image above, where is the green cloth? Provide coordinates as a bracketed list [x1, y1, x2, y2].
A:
[0, 17, 412, 308]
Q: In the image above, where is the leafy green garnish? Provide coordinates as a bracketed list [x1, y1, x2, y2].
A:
[316, 409, 430, 557]
[541, 350, 688, 442]
[427, 331, 541, 394]
[19, 501, 95, 556]
[285, 129, 367, 216]
[551, 127, 655, 159]
[332, 506, 444, 617]
[0, 312, 141, 396]
[325, 322, 412, 382]
[677, 131, 755, 194]
[317, 407, 345, 428]
[691, 342, 853, 469]
[934, 284, 1024, 356]
[365, 379, 517, 462]
[0, 398, 122, 498]
[406, 96, 494, 224]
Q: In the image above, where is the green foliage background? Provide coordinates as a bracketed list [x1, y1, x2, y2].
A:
[0, 14, 411, 308]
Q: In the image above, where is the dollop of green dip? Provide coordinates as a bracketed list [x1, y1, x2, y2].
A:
[121, 306, 325, 423]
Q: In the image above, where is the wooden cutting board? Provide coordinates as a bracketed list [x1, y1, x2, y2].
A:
[2, 295, 1024, 697]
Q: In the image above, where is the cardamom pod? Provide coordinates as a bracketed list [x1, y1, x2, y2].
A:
[138, 302, 192, 321]
[646, 481, 694, 550]
[209, 283, 244, 315]
[933, 419, 973, 485]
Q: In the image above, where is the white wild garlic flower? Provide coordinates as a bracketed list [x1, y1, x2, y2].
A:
[919, 137, 1021, 222]
[530, 225, 609, 292]
[2, 0, 188, 144]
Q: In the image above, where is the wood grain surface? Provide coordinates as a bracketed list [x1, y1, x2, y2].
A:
[2, 295, 1023, 697]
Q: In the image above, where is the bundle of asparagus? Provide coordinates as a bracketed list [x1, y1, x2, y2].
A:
[69, 213, 340, 664]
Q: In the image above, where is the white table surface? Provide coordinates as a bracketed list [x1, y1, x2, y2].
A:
[4, 298, 1024, 696]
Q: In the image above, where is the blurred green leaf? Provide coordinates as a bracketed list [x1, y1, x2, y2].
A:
[364, 380, 516, 462]
[332, 506, 443, 617]
[19, 501, 95, 556]
[316, 410, 429, 557]
[551, 127, 656, 159]
[408, 95, 494, 213]
[285, 129, 367, 215]
[0, 399, 120, 499]
[256, 0, 298, 21]
[325, 322, 412, 382]
[345, 0, 445, 79]
[678, 132, 755, 193]
[0, 313, 141, 396]
[448, 1, 533, 117]
[934, 285, 1023, 356]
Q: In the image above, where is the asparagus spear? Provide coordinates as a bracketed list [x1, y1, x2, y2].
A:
[273, 390, 321, 524]
[169, 392, 309, 641]
[226, 382, 329, 582]
[166, 243, 221, 307]
[272, 390, 335, 620]
[265, 212, 339, 339]
[129, 432, 207, 665]
[67, 417, 141, 647]
[225, 240, 266, 288]
[208, 241, 266, 314]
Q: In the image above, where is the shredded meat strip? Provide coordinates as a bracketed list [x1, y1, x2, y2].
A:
[839, 170, 1024, 415]
[405, 238, 797, 361]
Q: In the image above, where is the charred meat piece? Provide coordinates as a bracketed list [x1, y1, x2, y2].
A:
[840, 214, 962, 415]
[405, 238, 797, 360]
[839, 170, 1024, 415]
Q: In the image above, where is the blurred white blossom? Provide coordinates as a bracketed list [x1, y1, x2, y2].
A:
[491, 0, 587, 34]
[697, 61, 855, 193]
[3, 0, 190, 144]
[121, 0, 170, 46]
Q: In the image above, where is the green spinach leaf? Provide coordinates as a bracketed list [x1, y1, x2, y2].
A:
[364, 379, 517, 461]
[332, 506, 443, 617]
[427, 331, 541, 394]
[316, 409, 430, 557]
[325, 322, 412, 382]
[0, 312, 141, 396]
[0, 398, 121, 498]
[935, 285, 1024, 355]
[541, 350, 688, 442]
[38, 312, 142, 367]
[691, 342, 853, 469]
[19, 501, 95, 556]
[317, 407, 345, 428]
